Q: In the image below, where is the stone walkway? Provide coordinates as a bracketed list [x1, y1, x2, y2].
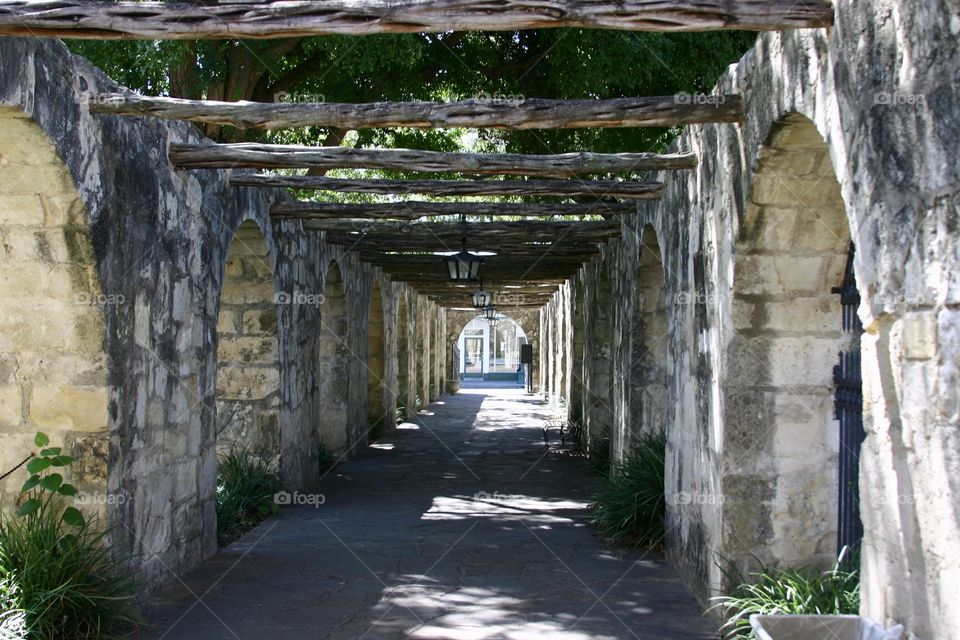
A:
[140, 389, 718, 639]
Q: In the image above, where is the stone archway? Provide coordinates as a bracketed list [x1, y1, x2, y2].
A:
[723, 113, 853, 574]
[318, 261, 351, 454]
[366, 279, 388, 434]
[215, 220, 280, 462]
[0, 109, 110, 514]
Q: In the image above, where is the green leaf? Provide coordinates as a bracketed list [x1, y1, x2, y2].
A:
[26, 457, 51, 474]
[40, 473, 63, 491]
[16, 498, 41, 518]
[49, 455, 75, 467]
[62, 507, 86, 528]
[57, 483, 79, 497]
[21, 474, 41, 493]
[60, 533, 77, 548]
[40, 447, 62, 457]
[34, 432, 49, 447]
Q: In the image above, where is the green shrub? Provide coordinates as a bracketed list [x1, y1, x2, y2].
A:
[710, 550, 860, 640]
[215, 450, 281, 546]
[588, 430, 666, 547]
[0, 432, 140, 639]
[395, 399, 407, 424]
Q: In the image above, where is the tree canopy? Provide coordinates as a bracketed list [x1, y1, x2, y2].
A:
[70, 30, 754, 152]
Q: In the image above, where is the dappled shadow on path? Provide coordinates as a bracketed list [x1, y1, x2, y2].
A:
[139, 389, 715, 640]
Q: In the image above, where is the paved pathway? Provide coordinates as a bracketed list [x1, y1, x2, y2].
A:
[140, 388, 718, 639]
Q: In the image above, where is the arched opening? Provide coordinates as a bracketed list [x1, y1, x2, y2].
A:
[724, 113, 855, 575]
[366, 280, 388, 437]
[318, 261, 351, 454]
[396, 294, 410, 422]
[455, 314, 528, 388]
[0, 110, 109, 514]
[215, 220, 280, 462]
[628, 226, 669, 449]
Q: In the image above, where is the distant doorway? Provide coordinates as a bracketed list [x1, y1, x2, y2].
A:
[456, 315, 527, 387]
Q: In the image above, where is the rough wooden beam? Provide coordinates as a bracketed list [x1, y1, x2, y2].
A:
[92, 94, 743, 130]
[272, 200, 635, 220]
[233, 175, 662, 199]
[170, 144, 696, 176]
[0, 1, 834, 39]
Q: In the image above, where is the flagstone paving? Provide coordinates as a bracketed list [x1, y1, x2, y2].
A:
[139, 387, 719, 640]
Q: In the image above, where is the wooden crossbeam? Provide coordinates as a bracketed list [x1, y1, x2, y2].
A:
[91, 94, 743, 130]
[232, 175, 662, 199]
[0, 1, 834, 39]
[169, 143, 696, 176]
[272, 200, 635, 220]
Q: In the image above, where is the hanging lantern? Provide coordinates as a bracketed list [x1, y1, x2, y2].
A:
[483, 306, 498, 321]
[472, 280, 492, 308]
[444, 213, 483, 282]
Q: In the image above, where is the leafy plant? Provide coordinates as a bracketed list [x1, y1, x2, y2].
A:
[0, 432, 141, 639]
[709, 550, 861, 640]
[215, 450, 281, 546]
[588, 430, 666, 547]
[395, 398, 407, 424]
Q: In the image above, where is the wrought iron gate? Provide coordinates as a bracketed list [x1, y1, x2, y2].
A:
[832, 244, 865, 555]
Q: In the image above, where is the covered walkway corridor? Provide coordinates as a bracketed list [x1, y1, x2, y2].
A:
[142, 389, 714, 639]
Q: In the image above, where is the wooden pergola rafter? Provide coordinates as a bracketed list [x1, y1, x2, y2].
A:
[0, 1, 834, 39]
[169, 143, 696, 176]
[272, 200, 636, 220]
[231, 175, 663, 200]
[91, 94, 743, 130]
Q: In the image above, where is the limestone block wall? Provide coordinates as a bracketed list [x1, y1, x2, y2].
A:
[546, 3, 958, 635]
[633, 2, 956, 636]
[215, 220, 280, 460]
[0, 105, 109, 513]
[0, 36, 419, 592]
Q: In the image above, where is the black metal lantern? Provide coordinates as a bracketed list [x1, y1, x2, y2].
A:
[472, 280, 492, 308]
[487, 315, 499, 328]
[483, 306, 498, 321]
[445, 214, 483, 282]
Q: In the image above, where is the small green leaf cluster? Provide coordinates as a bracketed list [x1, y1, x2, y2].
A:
[15, 433, 85, 535]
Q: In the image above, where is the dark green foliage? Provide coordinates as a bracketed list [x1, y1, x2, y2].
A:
[0, 433, 141, 639]
[215, 450, 281, 546]
[67, 30, 756, 154]
[588, 430, 666, 547]
[710, 551, 861, 640]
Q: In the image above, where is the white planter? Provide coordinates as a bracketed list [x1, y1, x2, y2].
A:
[750, 615, 904, 640]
